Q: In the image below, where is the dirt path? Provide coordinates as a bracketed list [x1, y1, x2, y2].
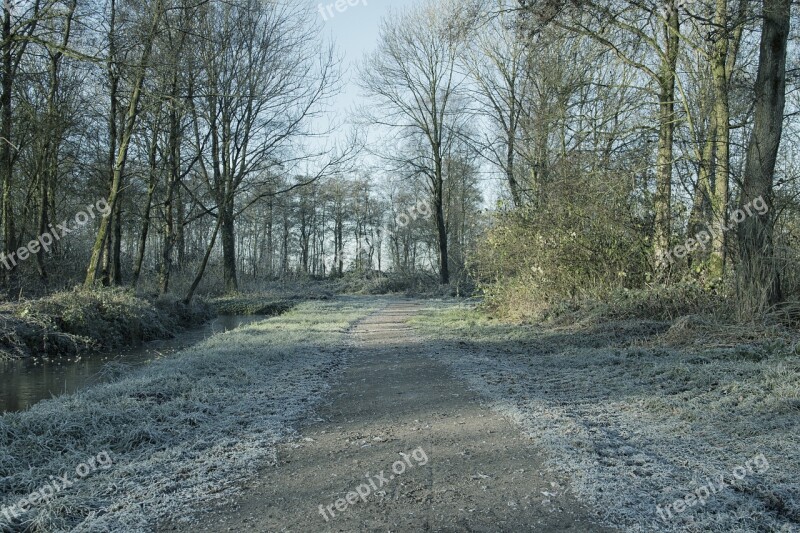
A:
[163, 300, 612, 532]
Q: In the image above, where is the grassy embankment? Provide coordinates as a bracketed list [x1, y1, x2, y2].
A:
[410, 297, 800, 532]
[231, 272, 463, 299]
[0, 289, 215, 360]
[209, 288, 325, 316]
[0, 285, 325, 360]
[0, 297, 383, 532]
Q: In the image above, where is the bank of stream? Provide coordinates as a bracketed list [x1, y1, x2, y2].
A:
[0, 314, 264, 413]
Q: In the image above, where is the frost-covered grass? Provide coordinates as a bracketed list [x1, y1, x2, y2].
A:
[0, 297, 382, 532]
[210, 295, 296, 316]
[410, 302, 800, 533]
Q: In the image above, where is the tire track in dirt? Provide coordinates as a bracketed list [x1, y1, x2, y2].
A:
[162, 299, 613, 532]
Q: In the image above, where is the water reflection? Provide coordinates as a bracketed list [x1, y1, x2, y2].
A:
[0, 315, 262, 413]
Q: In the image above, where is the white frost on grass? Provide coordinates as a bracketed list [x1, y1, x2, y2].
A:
[0, 298, 382, 533]
[412, 302, 800, 533]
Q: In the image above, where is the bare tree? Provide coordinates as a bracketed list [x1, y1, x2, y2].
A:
[462, 0, 530, 207]
[526, 0, 683, 278]
[85, 0, 165, 287]
[190, 0, 337, 292]
[1, 0, 76, 287]
[359, 0, 468, 284]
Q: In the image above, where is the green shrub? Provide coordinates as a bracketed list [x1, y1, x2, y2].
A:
[474, 196, 650, 319]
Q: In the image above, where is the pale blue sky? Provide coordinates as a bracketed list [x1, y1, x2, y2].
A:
[315, 0, 417, 141]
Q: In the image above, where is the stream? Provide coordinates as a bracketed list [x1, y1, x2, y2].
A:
[0, 315, 264, 413]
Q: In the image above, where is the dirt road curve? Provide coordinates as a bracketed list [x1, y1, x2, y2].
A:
[163, 300, 612, 532]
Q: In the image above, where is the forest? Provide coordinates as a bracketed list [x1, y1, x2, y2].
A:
[0, 0, 798, 531]
[0, 0, 796, 320]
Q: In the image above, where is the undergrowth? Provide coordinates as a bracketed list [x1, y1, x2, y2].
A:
[210, 296, 296, 316]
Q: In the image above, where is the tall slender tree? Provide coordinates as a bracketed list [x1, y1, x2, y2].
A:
[360, 0, 469, 284]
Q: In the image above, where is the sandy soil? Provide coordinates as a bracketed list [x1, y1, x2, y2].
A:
[161, 300, 612, 532]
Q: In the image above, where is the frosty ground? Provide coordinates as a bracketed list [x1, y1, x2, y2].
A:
[0, 298, 383, 532]
[1, 297, 798, 532]
[410, 301, 800, 532]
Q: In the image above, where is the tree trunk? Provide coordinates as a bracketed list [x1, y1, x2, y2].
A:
[132, 127, 158, 287]
[266, 194, 273, 277]
[220, 200, 238, 292]
[434, 155, 449, 284]
[100, 0, 118, 287]
[159, 189, 174, 295]
[35, 172, 48, 281]
[281, 205, 289, 277]
[85, 0, 163, 287]
[176, 187, 185, 267]
[708, 0, 731, 280]
[159, 93, 180, 295]
[110, 201, 122, 284]
[653, 3, 680, 278]
[1, 7, 16, 287]
[506, 137, 521, 208]
[737, 0, 790, 310]
[184, 214, 222, 304]
[36, 3, 74, 280]
[335, 212, 343, 277]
